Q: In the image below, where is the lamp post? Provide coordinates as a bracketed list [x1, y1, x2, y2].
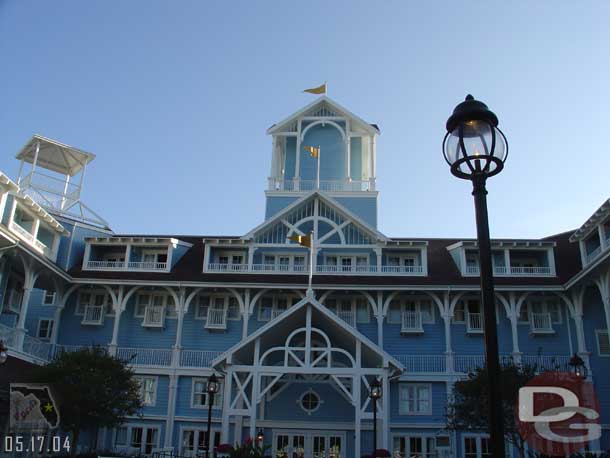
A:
[0, 340, 7, 365]
[443, 94, 508, 457]
[369, 378, 382, 458]
[569, 353, 588, 379]
[205, 374, 220, 458]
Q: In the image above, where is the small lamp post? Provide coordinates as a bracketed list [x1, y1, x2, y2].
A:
[443, 94, 508, 457]
[256, 429, 264, 446]
[205, 374, 220, 458]
[569, 353, 588, 379]
[369, 378, 382, 458]
[0, 340, 7, 365]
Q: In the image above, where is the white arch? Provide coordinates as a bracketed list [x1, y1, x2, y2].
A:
[286, 215, 346, 245]
[448, 291, 468, 316]
[300, 120, 346, 141]
[494, 292, 512, 318]
[319, 290, 378, 315]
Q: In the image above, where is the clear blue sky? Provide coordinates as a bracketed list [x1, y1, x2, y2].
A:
[1, 1, 609, 239]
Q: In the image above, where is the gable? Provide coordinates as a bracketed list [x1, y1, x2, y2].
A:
[244, 192, 388, 246]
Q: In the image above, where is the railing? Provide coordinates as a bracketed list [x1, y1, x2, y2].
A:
[207, 263, 250, 272]
[50, 344, 94, 359]
[337, 310, 355, 327]
[381, 265, 424, 274]
[180, 349, 221, 368]
[116, 347, 173, 366]
[530, 312, 554, 333]
[401, 311, 423, 333]
[0, 323, 18, 347]
[521, 355, 572, 372]
[208, 263, 424, 275]
[252, 263, 307, 273]
[268, 178, 375, 192]
[86, 260, 125, 269]
[465, 265, 553, 276]
[454, 355, 487, 373]
[22, 334, 53, 361]
[394, 355, 446, 372]
[143, 305, 165, 327]
[271, 309, 287, 319]
[586, 246, 602, 264]
[127, 261, 168, 270]
[82, 305, 104, 325]
[466, 313, 483, 333]
[8, 220, 54, 257]
[205, 308, 228, 329]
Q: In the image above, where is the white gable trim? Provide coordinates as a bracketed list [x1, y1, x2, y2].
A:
[242, 191, 388, 243]
[211, 293, 403, 371]
[267, 96, 379, 136]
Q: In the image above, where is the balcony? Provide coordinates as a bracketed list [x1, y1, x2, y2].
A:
[268, 178, 375, 192]
[585, 246, 603, 264]
[142, 305, 165, 328]
[466, 312, 483, 334]
[86, 260, 168, 271]
[115, 347, 172, 366]
[81, 305, 104, 325]
[336, 310, 355, 327]
[8, 220, 56, 259]
[205, 308, 228, 330]
[401, 311, 423, 334]
[529, 312, 554, 334]
[464, 265, 553, 277]
[208, 263, 424, 275]
[128, 261, 168, 270]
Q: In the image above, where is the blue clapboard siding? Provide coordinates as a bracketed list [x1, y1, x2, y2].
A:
[175, 376, 224, 418]
[389, 382, 446, 423]
[56, 295, 114, 346]
[265, 196, 300, 220]
[383, 319, 445, 356]
[24, 288, 56, 337]
[334, 197, 378, 229]
[180, 307, 242, 352]
[141, 375, 170, 416]
[117, 301, 177, 348]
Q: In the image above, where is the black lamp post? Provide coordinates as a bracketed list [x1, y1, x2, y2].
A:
[205, 374, 220, 458]
[369, 378, 382, 458]
[0, 340, 7, 365]
[569, 353, 588, 379]
[443, 94, 508, 457]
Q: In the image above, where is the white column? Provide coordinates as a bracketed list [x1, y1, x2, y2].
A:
[579, 240, 588, 267]
[125, 244, 132, 269]
[248, 247, 255, 270]
[442, 312, 454, 372]
[354, 341, 362, 458]
[165, 374, 178, 447]
[376, 292, 384, 346]
[221, 368, 234, 443]
[504, 248, 511, 274]
[15, 287, 33, 351]
[249, 339, 261, 439]
[203, 244, 211, 271]
[599, 225, 607, 250]
[381, 374, 389, 450]
[108, 308, 123, 356]
[508, 312, 521, 362]
[375, 248, 382, 273]
[346, 133, 351, 180]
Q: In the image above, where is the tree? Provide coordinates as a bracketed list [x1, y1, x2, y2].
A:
[446, 362, 538, 458]
[34, 347, 143, 456]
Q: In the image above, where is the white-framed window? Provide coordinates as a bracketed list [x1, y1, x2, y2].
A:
[387, 253, 419, 270]
[262, 253, 307, 271]
[191, 377, 223, 408]
[392, 435, 438, 458]
[216, 251, 246, 265]
[258, 295, 295, 321]
[194, 295, 210, 319]
[399, 383, 431, 415]
[102, 252, 126, 263]
[140, 249, 168, 264]
[134, 292, 177, 319]
[297, 389, 322, 415]
[180, 428, 221, 456]
[452, 299, 482, 323]
[596, 330, 610, 356]
[527, 298, 562, 324]
[135, 376, 157, 406]
[387, 298, 434, 324]
[193, 295, 240, 321]
[463, 435, 491, 458]
[324, 297, 370, 324]
[37, 319, 54, 340]
[114, 425, 160, 455]
[76, 291, 107, 315]
[324, 254, 369, 271]
[42, 290, 56, 305]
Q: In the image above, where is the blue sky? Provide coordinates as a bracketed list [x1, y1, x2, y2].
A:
[1, 1, 609, 239]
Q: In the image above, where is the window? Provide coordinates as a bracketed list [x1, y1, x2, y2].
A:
[129, 427, 159, 455]
[261, 253, 307, 271]
[42, 290, 55, 305]
[258, 295, 294, 321]
[392, 436, 437, 458]
[37, 319, 53, 340]
[181, 429, 220, 456]
[388, 300, 402, 324]
[453, 302, 465, 323]
[388, 298, 434, 324]
[227, 297, 240, 320]
[596, 330, 610, 356]
[76, 291, 106, 315]
[115, 427, 128, 446]
[399, 383, 431, 415]
[521, 298, 562, 325]
[135, 293, 176, 320]
[135, 377, 157, 406]
[192, 377, 223, 408]
[298, 390, 321, 414]
[463, 435, 491, 458]
[195, 295, 210, 319]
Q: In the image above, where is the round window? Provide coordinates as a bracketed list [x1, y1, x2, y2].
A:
[300, 390, 321, 413]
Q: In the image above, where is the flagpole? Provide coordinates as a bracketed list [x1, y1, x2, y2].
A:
[316, 145, 321, 190]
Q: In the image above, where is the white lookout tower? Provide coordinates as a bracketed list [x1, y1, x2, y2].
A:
[15, 135, 110, 229]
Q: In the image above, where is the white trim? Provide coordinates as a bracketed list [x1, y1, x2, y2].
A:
[297, 388, 323, 415]
[135, 375, 158, 407]
[398, 382, 432, 415]
[36, 318, 54, 340]
[42, 290, 56, 305]
[595, 329, 610, 356]
[191, 377, 224, 408]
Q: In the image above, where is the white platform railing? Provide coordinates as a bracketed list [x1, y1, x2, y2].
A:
[127, 261, 168, 270]
[208, 263, 425, 275]
[82, 305, 104, 325]
[207, 263, 250, 272]
[454, 355, 487, 373]
[180, 349, 221, 368]
[465, 265, 553, 276]
[22, 334, 53, 361]
[86, 260, 125, 269]
[0, 323, 18, 347]
[251, 264, 307, 273]
[585, 246, 603, 264]
[530, 312, 554, 333]
[116, 347, 173, 366]
[142, 305, 165, 327]
[268, 178, 375, 192]
[466, 313, 483, 333]
[401, 311, 423, 333]
[394, 355, 446, 372]
[205, 308, 228, 329]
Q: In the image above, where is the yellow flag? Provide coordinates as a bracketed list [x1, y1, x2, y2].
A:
[303, 145, 319, 158]
[288, 233, 311, 248]
[303, 83, 327, 95]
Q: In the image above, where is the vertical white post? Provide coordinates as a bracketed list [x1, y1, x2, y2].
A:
[346, 126, 351, 182]
[579, 240, 588, 267]
[443, 312, 454, 372]
[381, 374, 389, 450]
[31, 140, 40, 177]
[249, 339, 261, 439]
[354, 341, 362, 458]
[248, 247, 255, 271]
[599, 225, 607, 250]
[295, 121, 302, 190]
[165, 373, 178, 447]
[221, 368, 233, 443]
[504, 248, 511, 274]
[203, 244, 211, 271]
[316, 146, 321, 190]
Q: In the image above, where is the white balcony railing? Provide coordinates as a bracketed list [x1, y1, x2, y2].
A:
[180, 349, 221, 368]
[81, 305, 104, 325]
[8, 220, 56, 259]
[0, 323, 18, 347]
[208, 263, 424, 275]
[464, 265, 553, 276]
[251, 264, 307, 273]
[127, 261, 168, 270]
[142, 305, 165, 327]
[205, 308, 228, 330]
[23, 334, 53, 361]
[394, 355, 446, 372]
[116, 347, 172, 366]
[337, 310, 355, 327]
[466, 312, 483, 333]
[207, 263, 250, 272]
[530, 312, 554, 334]
[86, 260, 125, 269]
[268, 178, 375, 192]
[401, 311, 423, 333]
[381, 265, 425, 274]
[585, 246, 602, 264]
